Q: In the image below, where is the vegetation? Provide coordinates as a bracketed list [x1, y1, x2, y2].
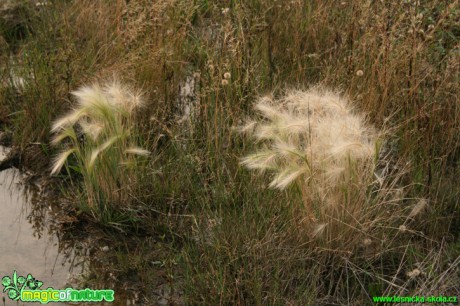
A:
[0, 0, 459, 304]
[50, 81, 150, 224]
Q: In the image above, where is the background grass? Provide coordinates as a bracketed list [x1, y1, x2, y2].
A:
[1, 0, 459, 304]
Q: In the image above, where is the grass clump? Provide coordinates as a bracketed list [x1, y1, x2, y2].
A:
[241, 89, 375, 185]
[50, 80, 149, 220]
[240, 88, 377, 224]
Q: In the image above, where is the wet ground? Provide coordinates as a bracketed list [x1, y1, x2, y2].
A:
[0, 140, 187, 305]
[0, 147, 73, 305]
[0, 146, 150, 306]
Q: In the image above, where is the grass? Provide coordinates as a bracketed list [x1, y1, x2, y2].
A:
[0, 0, 459, 304]
[50, 80, 150, 224]
[239, 89, 377, 218]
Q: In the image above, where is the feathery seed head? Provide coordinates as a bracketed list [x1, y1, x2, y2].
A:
[51, 148, 76, 175]
[238, 120, 258, 134]
[79, 118, 105, 141]
[269, 167, 306, 189]
[51, 127, 78, 145]
[240, 151, 278, 172]
[51, 80, 148, 176]
[51, 108, 86, 133]
[240, 88, 377, 192]
[87, 135, 121, 171]
[104, 80, 145, 112]
[254, 101, 280, 120]
[125, 147, 150, 156]
[72, 84, 111, 110]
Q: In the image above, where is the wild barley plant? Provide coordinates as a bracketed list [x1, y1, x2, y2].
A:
[51, 80, 149, 214]
[240, 88, 385, 247]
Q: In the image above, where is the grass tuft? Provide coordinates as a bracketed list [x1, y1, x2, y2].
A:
[240, 88, 377, 222]
[50, 80, 149, 218]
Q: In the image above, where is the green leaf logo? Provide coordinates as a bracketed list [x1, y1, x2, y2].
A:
[2, 271, 43, 301]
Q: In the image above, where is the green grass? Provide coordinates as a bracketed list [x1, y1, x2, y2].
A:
[49, 80, 151, 225]
[0, 0, 459, 304]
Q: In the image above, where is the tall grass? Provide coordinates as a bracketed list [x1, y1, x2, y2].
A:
[51, 80, 149, 221]
[0, 0, 459, 304]
[240, 89, 376, 217]
[239, 89, 401, 250]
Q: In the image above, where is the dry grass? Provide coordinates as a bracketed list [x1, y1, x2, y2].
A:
[0, 0, 459, 304]
[239, 88, 417, 259]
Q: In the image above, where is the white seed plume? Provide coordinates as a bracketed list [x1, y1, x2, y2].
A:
[50, 80, 148, 176]
[125, 147, 150, 156]
[363, 238, 372, 246]
[79, 119, 104, 141]
[88, 135, 121, 170]
[240, 88, 377, 192]
[51, 148, 76, 175]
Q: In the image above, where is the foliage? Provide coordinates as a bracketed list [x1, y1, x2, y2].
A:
[0, 0, 458, 304]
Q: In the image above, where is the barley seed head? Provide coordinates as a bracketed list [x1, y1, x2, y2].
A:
[240, 88, 377, 191]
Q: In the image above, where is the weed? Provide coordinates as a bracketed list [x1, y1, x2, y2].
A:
[51, 80, 149, 220]
[240, 88, 377, 223]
